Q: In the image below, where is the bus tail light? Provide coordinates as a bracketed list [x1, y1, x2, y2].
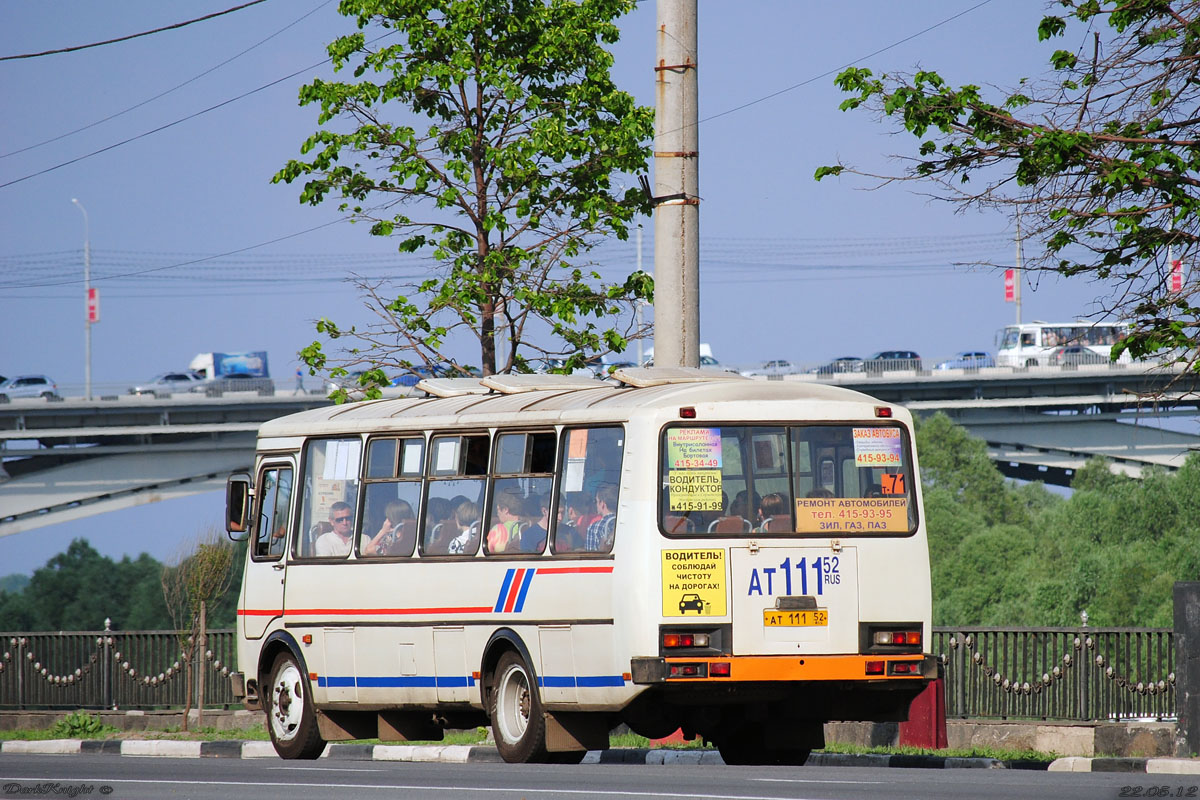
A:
[667, 663, 708, 679]
[709, 662, 731, 677]
[875, 406, 892, 418]
[862, 624, 924, 654]
[874, 630, 921, 647]
[663, 632, 709, 649]
[865, 660, 885, 675]
[890, 661, 921, 675]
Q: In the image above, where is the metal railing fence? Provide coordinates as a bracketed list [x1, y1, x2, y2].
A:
[0, 626, 236, 710]
[1, 625, 1176, 720]
[934, 626, 1175, 721]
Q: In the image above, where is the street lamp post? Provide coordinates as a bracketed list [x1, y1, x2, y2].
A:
[71, 198, 92, 401]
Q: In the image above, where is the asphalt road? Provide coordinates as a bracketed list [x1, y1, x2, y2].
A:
[0, 754, 1176, 800]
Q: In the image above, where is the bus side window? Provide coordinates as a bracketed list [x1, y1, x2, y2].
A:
[486, 432, 555, 556]
[553, 427, 623, 554]
[423, 434, 488, 557]
[254, 466, 292, 560]
[294, 438, 362, 560]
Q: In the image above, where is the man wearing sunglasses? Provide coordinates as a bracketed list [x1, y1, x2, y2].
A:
[315, 501, 355, 557]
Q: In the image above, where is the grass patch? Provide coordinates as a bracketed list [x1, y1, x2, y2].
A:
[818, 740, 1057, 762]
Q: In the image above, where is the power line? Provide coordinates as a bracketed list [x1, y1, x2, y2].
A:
[0, 1, 271, 61]
[0, 0, 334, 160]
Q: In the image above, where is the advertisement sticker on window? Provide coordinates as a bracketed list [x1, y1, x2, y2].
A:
[851, 427, 902, 467]
[666, 428, 722, 469]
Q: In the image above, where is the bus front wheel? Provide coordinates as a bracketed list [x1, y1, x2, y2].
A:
[265, 650, 325, 759]
[489, 651, 550, 763]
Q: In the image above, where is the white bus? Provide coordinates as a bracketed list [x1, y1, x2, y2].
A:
[225, 368, 934, 765]
[995, 320, 1130, 367]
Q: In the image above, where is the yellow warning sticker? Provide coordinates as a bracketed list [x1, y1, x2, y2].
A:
[661, 549, 727, 617]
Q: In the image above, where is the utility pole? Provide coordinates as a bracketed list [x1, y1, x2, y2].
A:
[652, 0, 700, 368]
[72, 198, 93, 401]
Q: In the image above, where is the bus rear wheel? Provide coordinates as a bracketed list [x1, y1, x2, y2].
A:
[265, 650, 326, 759]
[489, 651, 551, 763]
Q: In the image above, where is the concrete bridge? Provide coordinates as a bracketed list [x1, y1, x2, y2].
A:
[2, 363, 1198, 536]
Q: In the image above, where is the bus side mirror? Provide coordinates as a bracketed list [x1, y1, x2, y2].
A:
[226, 473, 251, 541]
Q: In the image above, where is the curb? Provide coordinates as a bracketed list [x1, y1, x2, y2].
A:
[0, 739, 1046, 769]
[1048, 756, 1200, 774]
[8, 739, 1200, 772]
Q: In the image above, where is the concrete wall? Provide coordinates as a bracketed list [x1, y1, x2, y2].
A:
[826, 720, 1177, 758]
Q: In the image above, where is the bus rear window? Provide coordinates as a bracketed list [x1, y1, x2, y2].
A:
[660, 424, 916, 536]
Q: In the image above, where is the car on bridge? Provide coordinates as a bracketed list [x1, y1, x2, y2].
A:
[0, 375, 59, 402]
[190, 373, 275, 397]
[866, 350, 922, 374]
[740, 359, 797, 377]
[813, 356, 863, 375]
[935, 351, 996, 370]
[1053, 345, 1109, 366]
[128, 371, 202, 397]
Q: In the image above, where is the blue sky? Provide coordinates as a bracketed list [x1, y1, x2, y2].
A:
[0, 0, 1121, 579]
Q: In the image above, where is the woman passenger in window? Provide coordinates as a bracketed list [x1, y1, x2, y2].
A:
[361, 499, 415, 556]
[755, 493, 790, 533]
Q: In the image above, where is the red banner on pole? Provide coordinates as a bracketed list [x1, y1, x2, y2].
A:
[86, 287, 99, 323]
[1171, 259, 1183, 293]
[1004, 269, 1015, 302]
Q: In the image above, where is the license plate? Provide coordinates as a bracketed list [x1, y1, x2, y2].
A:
[763, 609, 828, 627]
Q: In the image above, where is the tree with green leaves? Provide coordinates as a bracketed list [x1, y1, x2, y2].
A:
[275, 0, 655, 397]
[817, 1, 1200, 369]
[161, 530, 236, 729]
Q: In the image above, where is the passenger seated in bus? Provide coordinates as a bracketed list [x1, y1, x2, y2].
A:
[518, 494, 550, 553]
[709, 490, 758, 533]
[361, 499, 416, 557]
[487, 488, 525, 553]
[806, 487, 834, 498]
[447, 500, 480, 555]
[555, 494, 587, 552]
[314, 501, 354, 557]
[565, 492, 599, 537]
[423, 496, 455, 554]
[585, 484, 618, 552]
[755, 492, 792, 533]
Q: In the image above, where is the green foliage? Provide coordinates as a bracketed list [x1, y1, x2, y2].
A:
[0, 574, 29, 594]
[0, 538, 245, 632]
[49, 712, 117, 739]
[918, 412, 1200, 627]
[820, 3, 1200, 368]
[0, 540, 172, 631]
[276, 0, 655, 382]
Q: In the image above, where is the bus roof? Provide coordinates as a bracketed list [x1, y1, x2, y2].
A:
[257, 368, 901, 439]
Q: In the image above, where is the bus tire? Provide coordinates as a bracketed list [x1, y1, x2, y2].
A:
[265, 650, 325, 759]
[489, 650, 550, 763]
